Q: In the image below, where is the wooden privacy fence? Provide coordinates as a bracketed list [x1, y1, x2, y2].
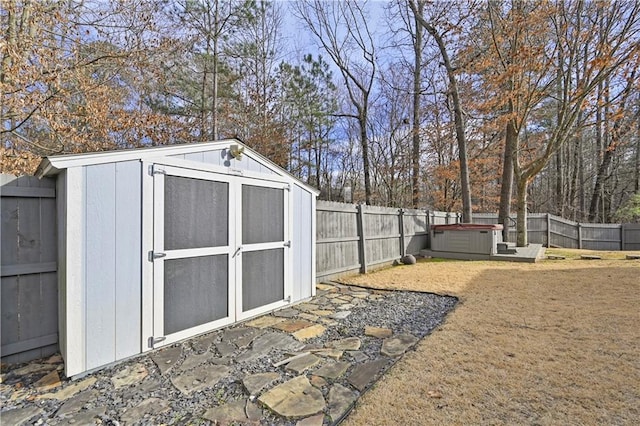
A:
[1, 175, 58, 363]
[473, 213, 640, 251]
[315, 201, 460, 280]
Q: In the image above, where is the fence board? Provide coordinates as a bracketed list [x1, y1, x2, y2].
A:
[1, 174, 58, 363]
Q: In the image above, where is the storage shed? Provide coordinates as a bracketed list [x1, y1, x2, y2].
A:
[35, 139, 318, 377]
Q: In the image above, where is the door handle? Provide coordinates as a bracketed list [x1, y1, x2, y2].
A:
[232, 246, 242, 258]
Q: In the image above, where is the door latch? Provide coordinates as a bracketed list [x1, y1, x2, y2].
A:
[148, 251, 167, 261]
[148, 336, 166, 348]
[284, 241, 291, 248]
[232, 246, 243, 258]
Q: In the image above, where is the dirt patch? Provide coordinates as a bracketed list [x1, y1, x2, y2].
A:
[340, 250, 640, 425]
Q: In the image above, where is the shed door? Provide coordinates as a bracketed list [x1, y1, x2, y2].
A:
[236, 179, 291, 320]
[152, 165, 235, 347]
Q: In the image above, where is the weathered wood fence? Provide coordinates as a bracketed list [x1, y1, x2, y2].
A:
[315, 201, 460, 280]
[1, 175, 58, 364]
[473, 213, 640, 251]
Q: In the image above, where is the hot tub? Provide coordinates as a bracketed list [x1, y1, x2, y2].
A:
[430, 223, 504, 255]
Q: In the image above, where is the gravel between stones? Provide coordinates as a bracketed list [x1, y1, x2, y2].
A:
[0, 285, 457, 425]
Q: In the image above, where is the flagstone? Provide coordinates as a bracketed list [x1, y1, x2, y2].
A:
[314, 361, 351, 380]
[62, 406, 106, 424]
[347, 351, 369, 363]
[242, 372, 280, 396]
[309, 309, 333, 317]
[258, 376, 325, 419]
[192, 333, 218, 352]
[273, 319, 315, 333]
[328, 384, 357, 422]
[297, 313, 320, 322]
[273, 308, 300, 318]
[285, 354, 321, 374]
[112, 364, 148, 389]
[202, 399, 247, 424]
[236, 332, 303, 363]
[55, 389, 100, 417]
[245, 315, 287, 329]
[0, 407, 44, 425]
[35, 370, 61, 392]
[170, 365, 232, 395]
[315, 283, 333, 291]
[326, 337, 361, 351]
[381, 333, 418, 357]
[178, 352, 212, 372]
[120, 397, 170, 424]
[319, 318, 338, 327]
[314, 349, 343, 360]
[337, 303, 356, 310]
[309, 375, 328, 388]
[151, 346, 182, 375]
[295, 303, 319, 312]
[296, 413, 325, 426]
[364, 326, 393, 339]
[215, 341, 237, 357]
[36, 377, 96, 400]
[347, 359, 389, 391]
[330, 311, 351, 320]
[292, 324, 326, 341]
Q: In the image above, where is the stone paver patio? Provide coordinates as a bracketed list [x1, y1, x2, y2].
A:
[0, 283, 456, 425]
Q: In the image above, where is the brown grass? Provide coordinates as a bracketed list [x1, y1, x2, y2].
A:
[341, 250, 640, 425]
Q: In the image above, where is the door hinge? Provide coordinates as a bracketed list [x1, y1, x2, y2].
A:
[284, 241, 291, 248]
[285, 184, 291, 192]
[151, 165, 166, 175]
[148, 251, 167, 261]
[148, 336, 166, 348]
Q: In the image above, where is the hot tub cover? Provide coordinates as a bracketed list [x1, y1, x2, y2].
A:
[431, 223, 504, 231]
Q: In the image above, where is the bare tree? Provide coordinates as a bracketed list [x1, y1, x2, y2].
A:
[294, 0, 376, 205]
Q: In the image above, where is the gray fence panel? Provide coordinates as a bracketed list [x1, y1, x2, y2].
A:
[1, 174, 58, 363]
[622, 224, 640, 250]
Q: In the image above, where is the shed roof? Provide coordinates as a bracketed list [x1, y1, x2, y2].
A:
[35, 138, 319, 195]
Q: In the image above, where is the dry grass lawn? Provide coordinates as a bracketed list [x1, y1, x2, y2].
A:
[341, 249, 640, 425]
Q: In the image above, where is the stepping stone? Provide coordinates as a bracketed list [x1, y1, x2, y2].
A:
[314, 349, 343, 360]
[330, 311, 351, 320]
[55, 389, 100, 417]
[338, 303, 356, 310]
[580, 254, 601, 260]
[259, 376, 325, 419]
[0, 407, 44, 425]
[112, 363, 148, 389]
[62, 406, 106, 424]
[120, 378, 162, 400]
[223, 327, 257, 343]
[151, 346, 182, 375]
[347, 359, 389, 391]
[245, 315, 287, 329]
[11, 363, 54, 376]
[236, 332, 303, 363]
[319, 318, 338, 327]
[314, 361, 351, 380]
[310, 309, 334, 317]
[315, 283, 333, 291]
[120, 397, 170, 424]
[235, 329, 266, 349]
[273, 308, 300, 318]
[246, 400, 263, 421]
[297, 413, 325, 426]
[547, 255, 566, 260]
[177, 352, 211, 372]
[626, 254, 640, 260]
[381, 333, 419, 357]
[328, 384, 358, 422]
[364, 326, 393, 339]
[292, 324, 326, 341]
[170, 365, 232, 395]
[327, 337, 361, 351]
[296, 303, 320, 312]
[192, 334, 218, 352]
[215, 341, 237, 357]
[309, 375, 328, 388]
[37, 377, 96, 400]
[286, 354, 321, 374]
[35, 369, 61, 392]
[274, 319, 315, 333]
[243, 372, 280, 396]
[202, 399, 248, 424]
[298, 313, 320, 322]
[347, 351, 369, 363]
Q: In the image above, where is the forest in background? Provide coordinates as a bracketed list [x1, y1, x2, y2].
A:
[2, 0, 639, 232]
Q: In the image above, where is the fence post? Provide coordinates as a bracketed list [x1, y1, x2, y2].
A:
[621, 224, 625, 251]
[578, 222, 582, 249]
[546, 213, 551, 248]
[399, 208, 406, 257]
[356, 204, 368, 274]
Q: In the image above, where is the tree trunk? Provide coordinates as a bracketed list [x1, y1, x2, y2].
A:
[515, 177, 528, 247]
[360, 113, 372, 205]
[498, 120, 515, 241]
[411, 2, 424, 209]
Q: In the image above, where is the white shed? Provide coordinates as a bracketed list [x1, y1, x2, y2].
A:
[36, 139, 318, 377]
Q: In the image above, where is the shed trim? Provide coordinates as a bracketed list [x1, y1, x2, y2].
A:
[35, 139, 319, 196]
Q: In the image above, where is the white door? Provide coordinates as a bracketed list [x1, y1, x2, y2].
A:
[151, 164, 236, 347]
[150, 164, 291, 347]
[235, 178, 291, 320]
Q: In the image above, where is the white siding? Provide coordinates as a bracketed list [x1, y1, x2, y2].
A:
[292, 185, 314, 301]
[169, 148, 277, 175]
[83, 161, 142, 371]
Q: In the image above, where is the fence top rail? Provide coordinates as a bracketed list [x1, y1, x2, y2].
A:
[580, 223, 622, 229]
